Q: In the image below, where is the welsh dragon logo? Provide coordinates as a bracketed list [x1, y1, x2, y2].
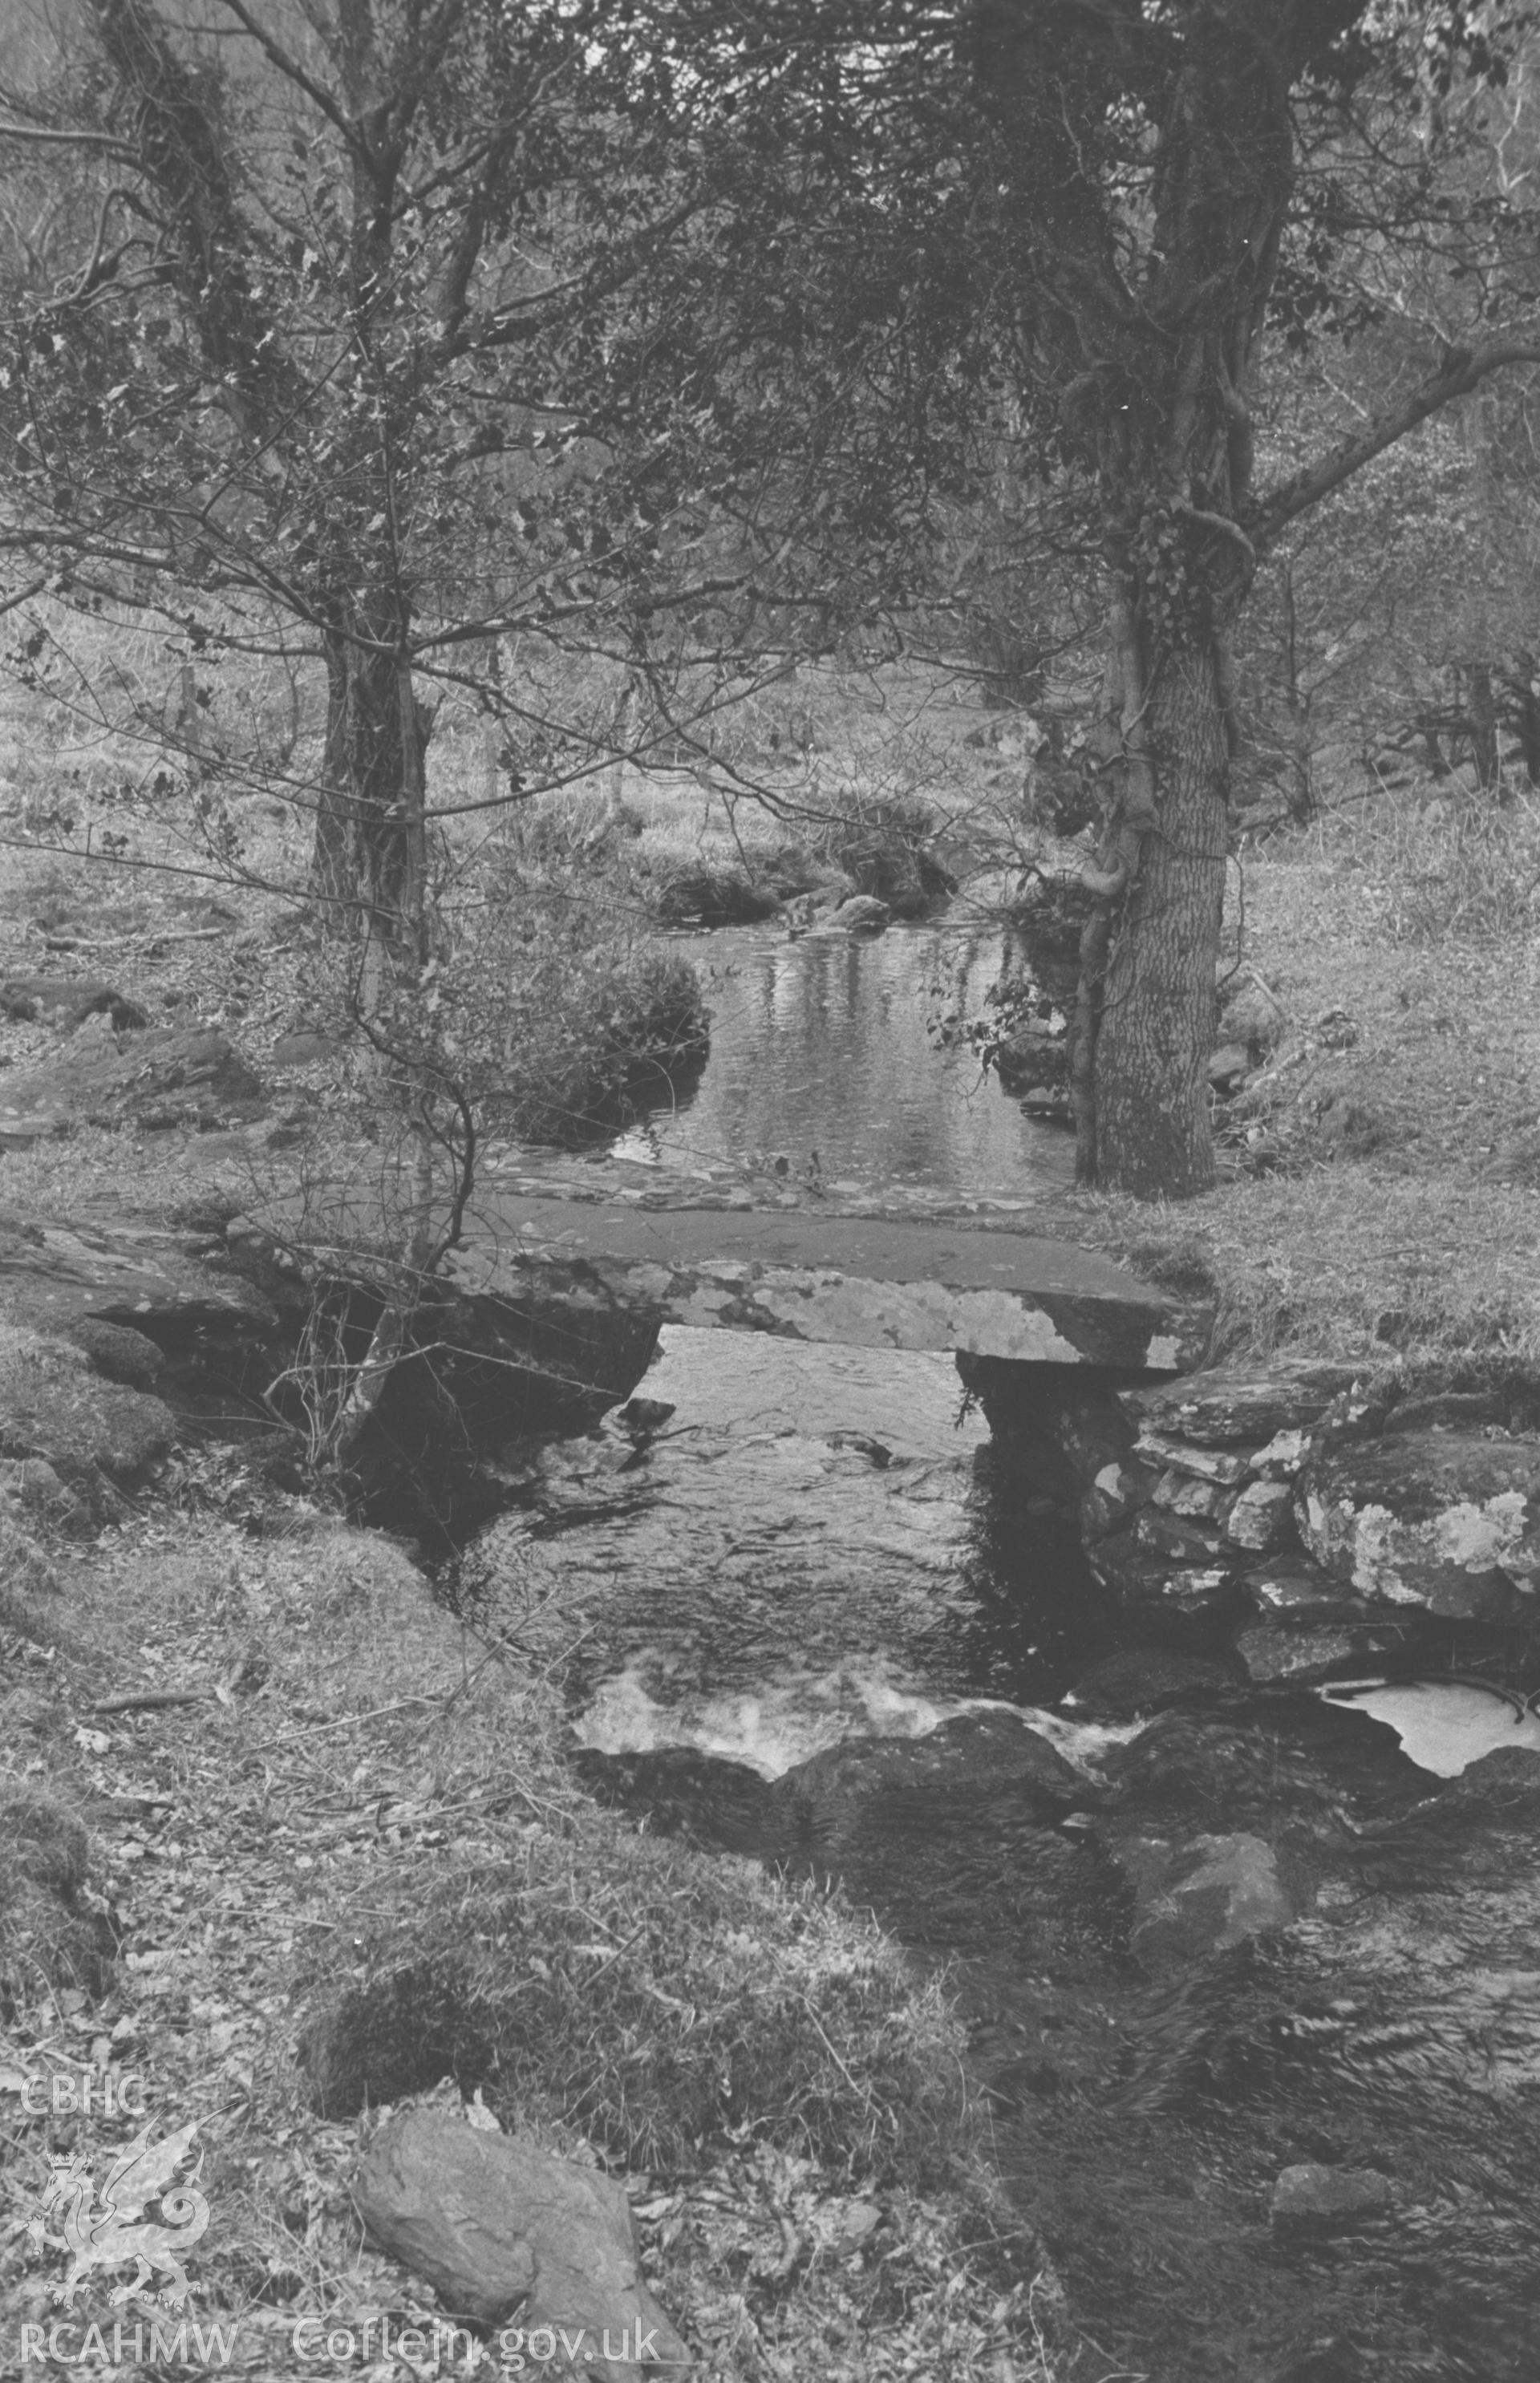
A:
[34, 2118, 210, 2309]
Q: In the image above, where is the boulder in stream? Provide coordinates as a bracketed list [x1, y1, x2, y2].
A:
[1115, 1829, 1299, 1972]
[829, 893, 891, 934]
[1232, 1619, 1404, 1686]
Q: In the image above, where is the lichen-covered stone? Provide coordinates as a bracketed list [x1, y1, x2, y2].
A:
[1089, 1529, 1240, 1618]
[1240, 1554, 1358, 1617]
[1151, 1468, 1234, 1523]
[1080, 1456, 1156, 1542]
[1247, 1427, 1311, 1478]
[1226, 1479, 1295, 1552]
[1137, 1509, 1226, 1562]
[1133, 1432, 1250, 1485]
[1298, 1432, 1540, 1620]
[1126, 1361, 1364, 1448]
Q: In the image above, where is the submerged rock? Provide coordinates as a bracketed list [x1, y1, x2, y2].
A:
[1116, 1830, 1299, 1971]
[1270, 2162, 1393, 2237]
[1064, 1648, 1239, 1719]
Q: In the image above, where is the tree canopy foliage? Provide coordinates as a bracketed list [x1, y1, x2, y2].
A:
[4, 0, 1540, 1199]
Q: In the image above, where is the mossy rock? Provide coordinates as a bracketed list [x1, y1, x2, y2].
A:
[0, 1787, 116, 2010]
[0, 1327, 176, 1486]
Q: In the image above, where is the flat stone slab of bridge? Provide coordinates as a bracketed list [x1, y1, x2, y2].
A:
[447, 1193, 1207, 1372]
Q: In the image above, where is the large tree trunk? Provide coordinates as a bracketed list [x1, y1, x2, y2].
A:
[1089, 633, 1230, 1201]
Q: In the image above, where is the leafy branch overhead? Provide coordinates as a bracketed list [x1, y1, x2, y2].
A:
[6, 1, 1540, 1206]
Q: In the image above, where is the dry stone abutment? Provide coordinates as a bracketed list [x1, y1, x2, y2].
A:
[959, 1349, 1540, 1693]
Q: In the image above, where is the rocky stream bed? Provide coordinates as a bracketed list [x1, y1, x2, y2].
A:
[8, 1187, 1540, 2379]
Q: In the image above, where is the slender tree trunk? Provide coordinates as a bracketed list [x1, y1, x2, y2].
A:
[1281, 562, 1312, 822]
[318, 641, 444, 1470]
[1467, 662, 1500, 790]
[1092, 634, 1229, 1200]
[311, 634, 355, 918]
[606, 677, 636, 818]
[309, 605, 432, 977]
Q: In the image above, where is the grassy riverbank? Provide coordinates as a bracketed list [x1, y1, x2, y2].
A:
[1072, 783, 1540, 1370]
[2, 1489, 1060, 2378]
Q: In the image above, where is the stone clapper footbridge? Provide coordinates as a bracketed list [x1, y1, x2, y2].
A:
[0, 1194, 1208, 1535]
[440, 1193, 1209, 1379]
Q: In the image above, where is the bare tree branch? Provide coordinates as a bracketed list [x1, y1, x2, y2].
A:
[1254, 338, 1540, 550]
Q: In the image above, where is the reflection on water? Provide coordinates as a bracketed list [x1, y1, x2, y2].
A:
[611, 918, 1070, 1197]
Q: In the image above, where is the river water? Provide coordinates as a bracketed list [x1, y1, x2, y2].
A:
[470, 914, 1540, 2381]
[610, 917, 1072, 1201]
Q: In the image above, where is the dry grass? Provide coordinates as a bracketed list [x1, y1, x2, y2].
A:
[0, 1482, 1066, 2380]
[1074, 1168, 1540, 1365]
[1060, 777, 1540, 1368]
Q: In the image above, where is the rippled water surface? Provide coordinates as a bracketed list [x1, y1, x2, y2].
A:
[611, 918, 1072, 1198]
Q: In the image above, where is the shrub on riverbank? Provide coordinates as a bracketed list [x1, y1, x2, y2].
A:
[468, 929, 709, 1144]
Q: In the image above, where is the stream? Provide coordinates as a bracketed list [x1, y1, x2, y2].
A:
[610, 918, 1073, 1201]
[468, 915, 1540, 2382]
